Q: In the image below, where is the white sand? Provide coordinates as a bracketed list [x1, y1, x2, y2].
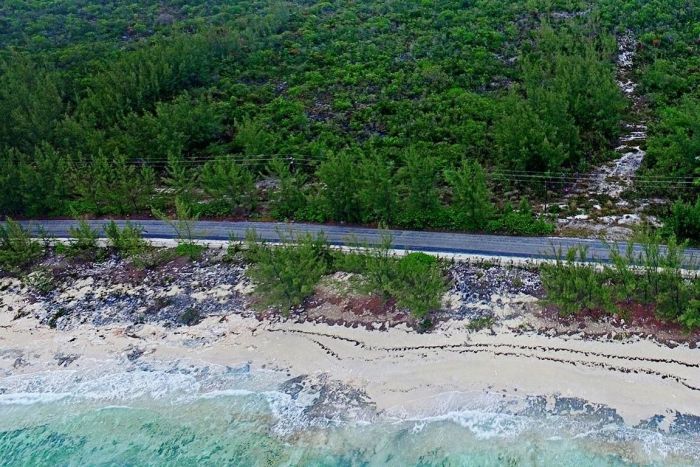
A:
[1, 297, 698, 427]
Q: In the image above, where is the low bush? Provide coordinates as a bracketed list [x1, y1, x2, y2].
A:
[23, 267, 55, 294]
[0, 218, 44, 273]
[665, 198, 700, 244]
[104, 221, 148, 257]
[488, 200, 555, 236]
[541, 234, 700, 330]
[64, 219, 101, 259]
[175, 242, 206, 260]
[390, 252, 446, 320]
[245, 230, 329, 312]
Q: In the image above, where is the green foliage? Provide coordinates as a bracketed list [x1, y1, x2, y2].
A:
[665, 198, 700, 244]
[360, 233, 397, 299]
[199, 157, 256, 215]
[104, 221, 148, 258]
[23, 267, 55, 294]
[175, 243, 206, 261]
[391, 253, 446, 319]
[397, 148, 444, 229]
[163, 154, 199, 207]
[1, 0, 696, 236]
[335, 234, 447, 319]
[0, 219, 44, 273]
[541, 247, 613, 315]
[541, 234, 700, 330]
[318, 151, 361, 223]
[488, 200, 555, 235]
[245, 230, 329, 312]
[445, 160, 494, 230]
[18, 144, 71, 217]
[70, 152, 155, 215]
[66, 219, 100, 259]
[76, 32, 233, 128]
[357, 154, 397, 225]
[643, 97, 700, 196]
[466, 316, 495, 331]
[0, 54, 63, 153]
[179, 308, 202, 326]
[0, 149, 24, 216]
[152, 197, 199, 246]
[267, 158, 308, 220]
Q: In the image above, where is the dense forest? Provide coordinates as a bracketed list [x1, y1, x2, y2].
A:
[0, 0, 698, 237]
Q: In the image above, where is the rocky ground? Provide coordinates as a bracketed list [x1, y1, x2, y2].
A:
[1, 248, 698, 346]
[548, 32, 666, 240]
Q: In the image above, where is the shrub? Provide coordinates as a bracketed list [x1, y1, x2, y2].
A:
[175, 242, 206, 260]
[23, 267, 55, 294]
[0, 218, 44, 273]
[199, 157, 256, 215]
[152, 197, 200, 251]
[541, 235, 700, 330]
[540, 246, 612, 316]
[65, 219, 100, 259]
[390, 252, 446, 319]
[488, 200, 555, 236]
[361, 233, 397, 298]
[665, 198, 700, 244]
[104, 221, 148, 257]
[245, 230, 329, 312]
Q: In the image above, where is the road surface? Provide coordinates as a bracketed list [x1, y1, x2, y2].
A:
[17, 219, 700, 265]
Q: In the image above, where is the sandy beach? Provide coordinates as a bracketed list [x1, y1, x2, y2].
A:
[2, 265, 699, 430]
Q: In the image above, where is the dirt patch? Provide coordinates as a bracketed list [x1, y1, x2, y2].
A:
[299, 275, 415, 330]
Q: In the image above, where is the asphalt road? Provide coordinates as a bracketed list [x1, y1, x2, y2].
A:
[17, 219, 700, 265]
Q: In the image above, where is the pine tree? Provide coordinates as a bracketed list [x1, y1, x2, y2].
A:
[444, 160, 494, 230]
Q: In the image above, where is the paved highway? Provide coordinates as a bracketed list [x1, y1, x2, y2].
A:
[17, 219, 700, 265]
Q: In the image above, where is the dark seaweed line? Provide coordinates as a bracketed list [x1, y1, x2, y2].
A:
[298, 336, 700, 392]
[269, 328, 698, 369]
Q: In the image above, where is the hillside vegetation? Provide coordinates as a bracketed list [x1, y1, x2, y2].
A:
[0, 0, 697, 236]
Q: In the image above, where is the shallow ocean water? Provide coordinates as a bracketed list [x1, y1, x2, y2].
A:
[1, 362, 698, 466]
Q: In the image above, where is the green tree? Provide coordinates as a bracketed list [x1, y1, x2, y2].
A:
[163, 153, 199, 207]
[445, 160, 494, 230]
[104, 221, 147, 257]
[0, 54, 63, 153]
[0, 218, 44, 273]
[397, 148, 443, 228]
[19, 144, 70, 217]
[317, 151, 361, 222]
[0, 149, 24, 216]
[267, 158, 307, 220]
[200, 156, 256, 214]
[358, 154, 397, 225]
[391, 253, 446, 319]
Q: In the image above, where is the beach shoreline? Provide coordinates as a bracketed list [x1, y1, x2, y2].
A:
[2, 248, 700, 448]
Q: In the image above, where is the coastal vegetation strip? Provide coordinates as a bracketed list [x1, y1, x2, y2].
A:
[2, 217, 700, 334]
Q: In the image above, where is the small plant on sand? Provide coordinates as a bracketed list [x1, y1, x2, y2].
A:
[64, 219, 102, 259]
[224, 232, 243, 262]
[152, 197, 204, 260]
[104, 220, 148, 257]
[179, 308, 202, 326]
[23, 267, 55, 294]
[466, 315, 495, 332]
[0, 218, 44, 273]
[540, 246, 612, 316]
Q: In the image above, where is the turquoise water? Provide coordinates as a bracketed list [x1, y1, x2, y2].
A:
[1, 363, 698, 466]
